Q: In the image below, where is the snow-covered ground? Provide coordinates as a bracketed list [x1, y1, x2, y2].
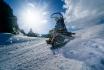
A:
[0, 33, 87, 70]
[62, 37, 104, 70]
[0, 22, 104, 70]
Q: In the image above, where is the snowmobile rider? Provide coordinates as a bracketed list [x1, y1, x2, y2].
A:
[48, 12, 68, 44]
[53, 13, 67, 33]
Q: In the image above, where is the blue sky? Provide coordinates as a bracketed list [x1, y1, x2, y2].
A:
[4, 0, 65, 34]
[4, 0, 104, 33]
[5, 0, 65, 14]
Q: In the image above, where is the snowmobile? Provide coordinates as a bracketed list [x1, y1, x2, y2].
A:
[46, 30, 75, 49]
[46, 12, 75, 49]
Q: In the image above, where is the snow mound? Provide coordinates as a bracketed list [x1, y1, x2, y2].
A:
[62, 35, 104, 70]
[61, 16, 104, 70]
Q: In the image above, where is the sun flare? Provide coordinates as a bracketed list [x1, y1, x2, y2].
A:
[20, 3, 48, 33]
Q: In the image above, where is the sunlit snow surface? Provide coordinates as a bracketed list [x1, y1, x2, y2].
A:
[0, 31, 104, 70]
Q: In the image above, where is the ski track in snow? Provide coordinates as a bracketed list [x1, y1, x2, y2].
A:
[0, 33, 104, 70]
[0, 34, 86, 70]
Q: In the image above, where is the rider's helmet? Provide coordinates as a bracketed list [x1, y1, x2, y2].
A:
[51, 12, 63, 21]
[51, 12, 67, 33]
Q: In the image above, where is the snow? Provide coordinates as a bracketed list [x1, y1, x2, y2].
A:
[62, 37, 104, 69]
[0, 23, 104, 70]
[0, 33, 86, 70]
[62, 23, 104, 70]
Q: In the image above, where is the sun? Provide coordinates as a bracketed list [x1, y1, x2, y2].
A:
[20, 3, 48, 33]
[23, 9, 47, 26]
